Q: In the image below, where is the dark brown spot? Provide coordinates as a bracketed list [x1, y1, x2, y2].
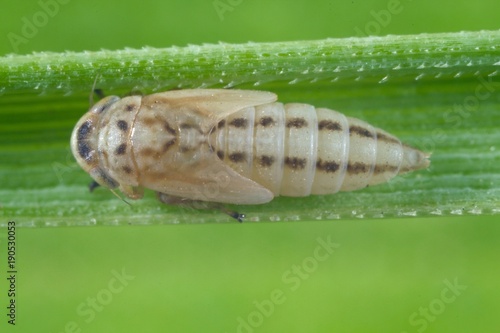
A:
[218, 120, 226, 129]
[217, 150, 225, 160]
[100, 150, 108, 160]
[347, 162, 371, 174]
[376, 132, 400, 145]
[162, 139, 176, 152]
[140, 148, 157, 158]
[142, 117, 156, 127]
[229, 152, 247, 163]
[117, 120, 128, 132]
[164, 122, 177, 135]
[287, 118, 308, 128]
[122, 166, 133, 174]
[230, 118, 248, 128]
[179, 146, 194, 153]
[350, 126, 375, 139]
[180, 123, 193, 129]
[259, 117, 275, 127]
[285, 157, 307, 170]
[373, 164, 399, 174]
[115, 143, 127, 155]
[316, 159, 340, 173]
[125, 104, 135, 112]
[258, 155, 275, 167]
[180, 123, 202, 133]
[96, 104, 108, 113]
[318, 120, 342, 131]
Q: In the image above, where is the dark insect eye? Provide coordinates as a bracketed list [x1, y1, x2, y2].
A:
[77, 120, 92, 141]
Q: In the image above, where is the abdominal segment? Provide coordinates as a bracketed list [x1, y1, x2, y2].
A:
[209, 102, 419, 197]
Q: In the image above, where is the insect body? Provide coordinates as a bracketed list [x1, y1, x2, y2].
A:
[71, 89, 430, 219]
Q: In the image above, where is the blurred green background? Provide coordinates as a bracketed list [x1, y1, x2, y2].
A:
[1, 0, 500, 332]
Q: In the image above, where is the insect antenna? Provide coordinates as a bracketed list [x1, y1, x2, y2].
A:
[110, 188, 132, 207]
[89, 72, 103, 106]
[88, 180, 131, 206]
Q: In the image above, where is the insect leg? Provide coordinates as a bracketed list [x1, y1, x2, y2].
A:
[88, 180, 100, 192]
[219, 207, 245, 223]
[93, 89, 105, 99]
[157, 192, 245, 222]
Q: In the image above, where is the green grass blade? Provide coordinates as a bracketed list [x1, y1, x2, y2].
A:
[1, 30, 499, 226]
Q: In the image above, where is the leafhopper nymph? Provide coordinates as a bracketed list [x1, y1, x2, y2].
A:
[71, 89, 430, 221]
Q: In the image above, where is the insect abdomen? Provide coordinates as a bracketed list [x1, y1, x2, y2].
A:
[212, 102, 428, 197]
